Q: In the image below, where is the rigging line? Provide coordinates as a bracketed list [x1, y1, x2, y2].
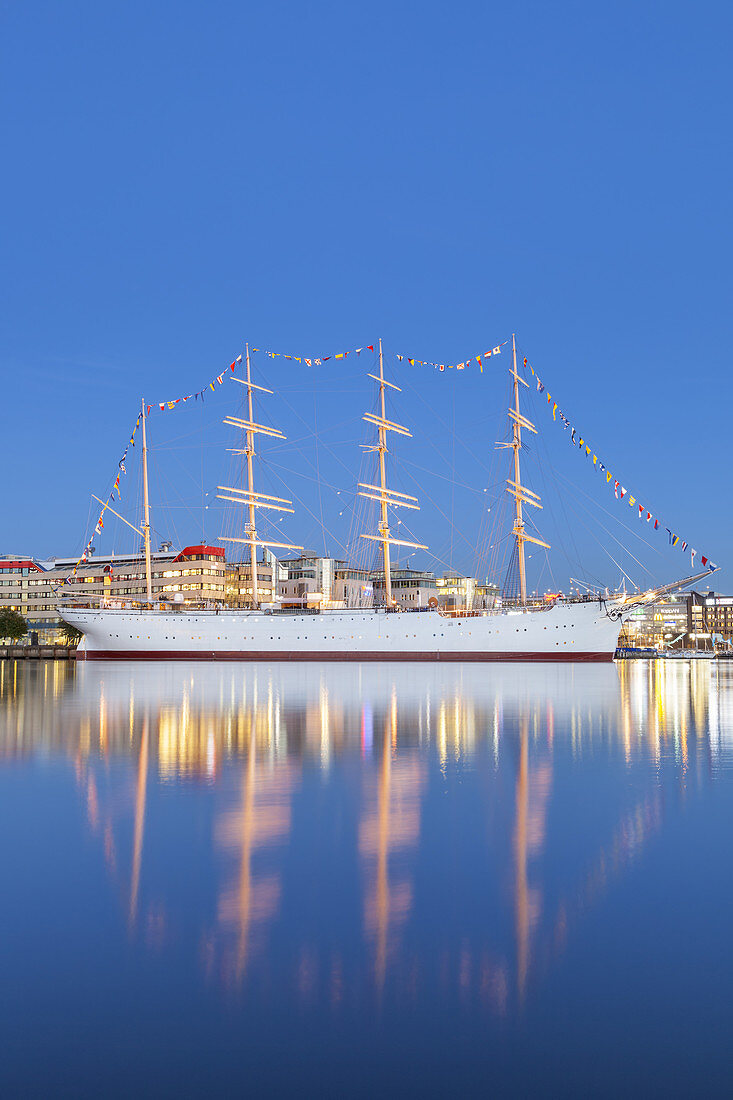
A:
[390, 394, 484, 485]
[259, 453, 355, 497]
[516, 337, 670, 540]
[536, 551, 557, 595]
[148, 494, 200, 531]
[450, 386, 456, 570]
[524, 380, 589, 582]
[147, 430, 206, 552]
[147, 503, 218, 510]
[399, 456, 505, 496]
[271, 386, 364, 485]
[396, 463, 481, 555]
[258, 438, 321, 491]
[549, 461, 666, 568]
[161, 440, 211, 497]
[81, 496, 94, 556]
[392, 370, 506, 473]
[261, 462, 351, 558]
[147, 450, 184, 552]
[559, 495, 653, 583]
[148, 412, 224, 447]
[551, 466, 666, 556]
[487, 515, 513, 583]
[347, 435, 379, 567]
[596, 543, 638, 591]
[524, 507, 608, 589]
[273, 388, 367, 399]
[246, 415, 363, 452]
[156, 426, 361, 452]
[475, 426, 511, 575]
[261, 430, 362, 455]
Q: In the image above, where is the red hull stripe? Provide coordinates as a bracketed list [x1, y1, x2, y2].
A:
[79, 649, 614, 663]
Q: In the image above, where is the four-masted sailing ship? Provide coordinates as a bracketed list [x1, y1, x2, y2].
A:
[62, 337, 712, 661]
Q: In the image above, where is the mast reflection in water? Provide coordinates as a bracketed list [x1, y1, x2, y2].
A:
[2, 658, 733, 1096]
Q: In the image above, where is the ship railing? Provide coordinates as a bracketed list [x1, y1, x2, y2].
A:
[56, 594, 616, 617]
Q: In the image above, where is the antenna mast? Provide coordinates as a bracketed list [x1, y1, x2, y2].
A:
[502, 334, 549, 604]
[359, 339, 426, 606]
[219, 344, 302, 607]
[140, 397, 153, 603]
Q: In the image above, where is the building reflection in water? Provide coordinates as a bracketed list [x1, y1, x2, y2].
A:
[513, 713, 553, 1003]
[1, 657, 732, 1010]
[214, 734, 299, 984]
[360, 689, 426, 990]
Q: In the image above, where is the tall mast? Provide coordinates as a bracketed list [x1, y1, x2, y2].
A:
[140, 397, 153, 603]
[359, 339, 427, 606]
[244, 345, 259, 606]
[219, 345, 302, 606]
[377, 340, 393, 603]
[503, 334, 549, 605]
[510, 335, 527, 605]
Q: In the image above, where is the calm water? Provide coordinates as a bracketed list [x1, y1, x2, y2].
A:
[2, 659, 733, 1097]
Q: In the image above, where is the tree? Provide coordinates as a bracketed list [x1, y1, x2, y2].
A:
[0, 609, 28, 642]
[59, 620, 83, 646]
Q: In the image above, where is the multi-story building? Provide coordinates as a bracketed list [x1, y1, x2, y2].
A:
[0, 558, 49, 631]
[436, 574, 476, 610]
[370, 567, 437, 608]
[475, 581, 501, 609]
[688, 592, 733, 649]
[278, 558, 501, 611]
[620, 595, 689, 649]
[619, 590, 733, 651]
[0, 546, 227, 641]
[225, 553, 277, 606]
[435, 575, 502, 611]
[277, 554, 372, 608]
[335, 564, 374, 607]
[0, 548, 493, 633]
[11, 537, 726, 651]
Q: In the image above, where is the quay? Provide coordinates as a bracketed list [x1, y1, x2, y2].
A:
[0, 645, 77, 661]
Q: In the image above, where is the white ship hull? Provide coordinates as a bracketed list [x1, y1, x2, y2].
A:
[64, 601, 623, 662]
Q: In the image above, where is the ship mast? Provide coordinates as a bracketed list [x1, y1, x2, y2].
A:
[359, 339, 427, 605]
[503, 334, 549, 605]
[140, 397, 153, 603]
[218, 344, 302, 607]
[243, 346, 259, 604]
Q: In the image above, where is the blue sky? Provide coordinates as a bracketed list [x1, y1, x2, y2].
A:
[2, 1, 731, 591]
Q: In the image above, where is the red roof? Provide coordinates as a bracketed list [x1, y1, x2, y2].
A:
[173, 545, 225, 562]
[0, 560, 44, 572]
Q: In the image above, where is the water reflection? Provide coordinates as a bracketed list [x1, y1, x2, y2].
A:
[1, 658, 732, 1018]
[214, 748, 299, 984]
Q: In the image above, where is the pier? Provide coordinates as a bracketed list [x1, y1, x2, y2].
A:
[0, 645, 76, 661]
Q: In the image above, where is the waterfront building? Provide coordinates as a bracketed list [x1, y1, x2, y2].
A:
[688, 591, 733, 649]
[475, 581, 501, 609]
[0, 546, 227, 641]
[619, 590, 733, 650]
[7, 536, 727, 651]
[621, 595, 689, 649]
[436, 574, 477, 610]
[277, 554, 372, 608]
[0, 558, 50, 636]
[370, 566, 437, 607]
[225, 554, 277, 606]
[435, 574, 501, 611]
